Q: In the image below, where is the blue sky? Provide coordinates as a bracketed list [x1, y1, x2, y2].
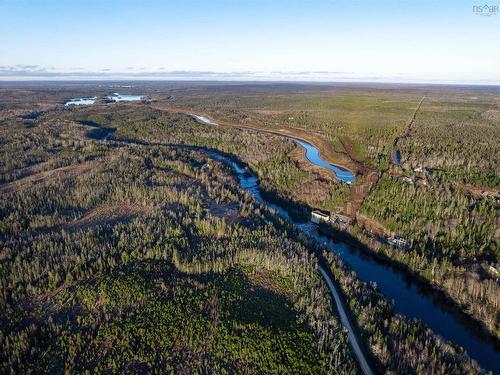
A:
[1, 0, 499, 83]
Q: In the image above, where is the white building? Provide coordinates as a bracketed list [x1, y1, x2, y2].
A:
[311, 210, 330, 224]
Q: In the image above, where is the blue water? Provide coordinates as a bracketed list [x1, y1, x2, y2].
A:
[323, 241, 500, 374]
[391, 149, 401, 165]
[191, 114, 219, 125]
[65, 94, 142, 106]
[292, 139, 356, 184]
[210, 150, 500, 374]
[191, 113, 356, 184]
[107, 93, 143, 102]
[65, 97, 96, 106]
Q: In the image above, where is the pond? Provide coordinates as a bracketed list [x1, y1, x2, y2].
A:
[64, 97, 97, 106]
[65, 94, 143, 106]
[107, 93, 143, 102]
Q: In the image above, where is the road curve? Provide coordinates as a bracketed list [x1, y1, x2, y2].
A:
[319, 266, 374, 375]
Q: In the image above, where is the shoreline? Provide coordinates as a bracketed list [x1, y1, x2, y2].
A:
[150, 103, 360, 174]
[317, 222, 500, 346]
[150, 102, 499, 345]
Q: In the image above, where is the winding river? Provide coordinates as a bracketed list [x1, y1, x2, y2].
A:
[192, 113, 500, 373]
[292, 139, 355, 184]
[208, 151, 373, 375]
[190, 114, 356, 184]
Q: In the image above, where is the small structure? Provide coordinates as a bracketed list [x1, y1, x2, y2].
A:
[331, 213, 351, 226]
[413, 166, 424, 173]
[401, 176, 414, 185]
[311, 209, 330, 224]
[387, 236, 412, 250]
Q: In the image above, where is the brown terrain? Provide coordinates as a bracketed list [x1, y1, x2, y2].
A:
[458, 183, 500, 202]
[0, 161, 98, 195]
[63, 203, 154, 231]
[338, 137, 380, 220]
[151, 99, 430, 226]
[356, 213, 391, 238]
[151, 103, 358, 173]
[151, 103, 381, 222]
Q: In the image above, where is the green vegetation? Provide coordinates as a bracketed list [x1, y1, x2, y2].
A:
[156, 84, 499, 338]
[361, 176, 497, 259]
[399, 99, 500, 188]
[359, 97, 500, 337]
[67, 105, 350, 217]
[0, 83, 493, 373]
[0, 116, 356, 373]
[324, 251, 480, 375]
[6, 263, 329, 374]
[167, 89, 419, 170]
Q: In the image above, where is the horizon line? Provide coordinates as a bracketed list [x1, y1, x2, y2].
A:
[1, 78, 500, 87]
[0, 68, 499, 86]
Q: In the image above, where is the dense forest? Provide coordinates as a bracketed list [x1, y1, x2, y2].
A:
[0, 120, 356, 373]
[0, 83, 495, 373]
[155, 86, 499, 339]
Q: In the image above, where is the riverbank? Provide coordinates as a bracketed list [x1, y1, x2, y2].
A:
[150, 103, 360, 174]
[203, 147, 489, 373]
[84, 104, 498, 371]
[151, 102, 499, 345]
[319, 221, 500, 346]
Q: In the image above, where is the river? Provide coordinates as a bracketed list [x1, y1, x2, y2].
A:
[190, 113, 356, 184]
[292, 139, 355, 184]
[207, 151, 373, 375]
[192, 112, 500, 373]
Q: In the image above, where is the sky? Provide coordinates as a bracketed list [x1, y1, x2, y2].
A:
[1, 0, 499, 83]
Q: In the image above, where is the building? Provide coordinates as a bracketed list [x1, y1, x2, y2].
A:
[331, 213, 351, 226]
[311, 209, 330, 224]
[387, 236, 411, 250]
[488, 264, 499, 277]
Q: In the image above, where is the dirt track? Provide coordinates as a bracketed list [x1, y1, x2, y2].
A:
[151, 103, 381, 219]
[151, 103, 359, 174]
[0, 161, 98, 195]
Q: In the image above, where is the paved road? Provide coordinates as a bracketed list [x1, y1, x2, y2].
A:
[148, 105, 376, 373]
[319, 266, 374, 375]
